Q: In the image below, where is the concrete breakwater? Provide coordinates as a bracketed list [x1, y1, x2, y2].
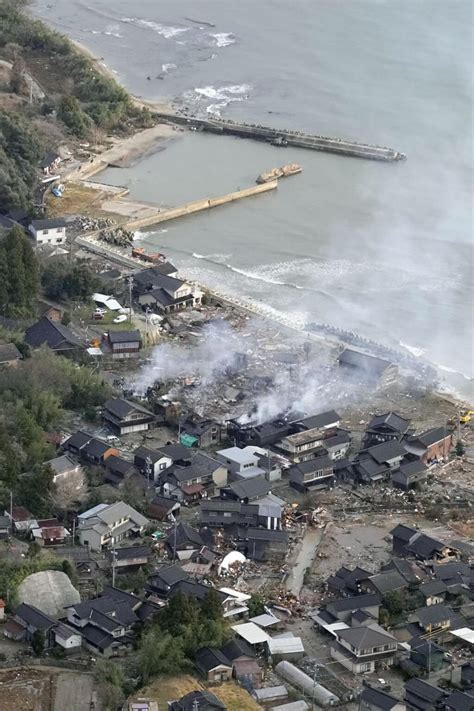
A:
[155, 112, 406, 162]
[124, 180, 278, 230]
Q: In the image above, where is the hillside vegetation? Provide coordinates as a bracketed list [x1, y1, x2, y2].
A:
[0, 0, 154, 211]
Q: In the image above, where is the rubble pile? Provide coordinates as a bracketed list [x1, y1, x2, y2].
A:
[98, 227, 135, 247]
[75, 216, 116, 232]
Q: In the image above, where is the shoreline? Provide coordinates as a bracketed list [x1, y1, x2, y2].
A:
[64, 34, 472, 407]
[69, 38, 173, 115]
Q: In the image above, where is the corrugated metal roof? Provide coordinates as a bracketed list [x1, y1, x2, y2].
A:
[232, 622, 270, 644]
[267, 634, 304, 655]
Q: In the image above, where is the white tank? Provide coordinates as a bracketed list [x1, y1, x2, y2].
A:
[275, 661, 339, 707]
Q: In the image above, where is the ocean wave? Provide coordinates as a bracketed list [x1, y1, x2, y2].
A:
[437, 363, 472, 381]
[399, 341, 426, 358]
[194, 84, 252, 116]
[210, 32, 236, 47]
[122, 17, 189, 40]
[161, 63, 177, 74]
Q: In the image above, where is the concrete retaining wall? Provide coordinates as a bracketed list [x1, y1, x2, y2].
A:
[125, 179, 278, 230]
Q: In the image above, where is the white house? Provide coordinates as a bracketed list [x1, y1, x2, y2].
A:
[29, 218, 67, 246]
[77, 501, 149, 552]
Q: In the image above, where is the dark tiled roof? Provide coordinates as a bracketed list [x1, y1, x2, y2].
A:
[0, 343, 21, 362]
[228, 476, 270, 501]
[150, 565, 189, 587]
[413, 604, 453, 627]
[170, 580, 226, 603]
[328, 593, 381, 612]
[64, 430, 92, 450]
[444, 691, 474, 711]
[169, 690, 225, 711]
[367, 412, 410, 433]
[419, 580, 447, 597]
[408, 533, 446, 558]
[134, 446, 167, 464]
[324, 432, 351, 448]
[157, 443, 192, 461]
[108, 330, 141, 344]
[15, 603, 56, 631]
[106, 455, 137, 476]
[291, 455, 334, 475]
[336, 625, 395, 649]
[405, 678, 446, 703]
[196, 647, 232, 672]
[360, 687, 402, 711]
[30, 217, 66, 229]
[367, 441, 406, 463]
[338, 348, 391, 375]
[83, 438, 111, 459]
[297, 410, 340, 429]
[112, 546, 150, 561]
[221, 638, 255, 661]
[25, 317, 82, 350]
[414, 427, 452, 447]
[369, 570, 407, 594]
[399, 460, 428, 476]
[390, 523, 418, 542]
[104, 398, 153, 419]
[166, 522, 204, 549]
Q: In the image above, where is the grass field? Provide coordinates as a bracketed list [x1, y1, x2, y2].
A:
[137, 675, 261, 711]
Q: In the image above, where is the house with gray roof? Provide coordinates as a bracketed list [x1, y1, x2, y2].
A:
[330, 624, 398, 674]
[25, 316, 82, 354]
[0, 342, 21, 367]
[359, 686, 406, 711]
[289, 454, 334, 491]
[392, 460, 428, 490]
[29, 217, 66, 246]
[77, 501, 148, 552]
[223, 475, 271, 503]
[404, 427, 454, 465]
[404, 678, 446, 711]
[106, 330, 141, 360]
[367, 569, 408, 596]
[363, 411, 411, 448]
[102, 398, 155, 435]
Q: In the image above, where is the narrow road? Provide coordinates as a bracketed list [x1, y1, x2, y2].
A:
[286, 527, 325, 597]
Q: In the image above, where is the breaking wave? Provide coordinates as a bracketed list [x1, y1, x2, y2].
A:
[399, 341, 426, 358]
[194, 84, 252, 116]
[121, 18, 189, 39]
[210, 32, 236, 47]
[161, 63, 177, 74]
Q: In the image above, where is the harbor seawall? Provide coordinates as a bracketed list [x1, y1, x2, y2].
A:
[124, 180, 278, 230]
[155, 112, 406, 162]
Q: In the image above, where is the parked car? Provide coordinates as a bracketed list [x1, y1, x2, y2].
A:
[92, 312, 104, 320]
[113, 314, 128, 324]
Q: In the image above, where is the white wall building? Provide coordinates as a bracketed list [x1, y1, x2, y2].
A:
[29, 218, 67, 246]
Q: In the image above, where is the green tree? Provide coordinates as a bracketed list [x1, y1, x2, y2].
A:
[31, 629, 44, 656]
[383, 591, 405, 619]
[57, 95, 91, 138]
[138, 627, 186, 684]
[248, 594, 265, 617]
[455, 440, 465, 457]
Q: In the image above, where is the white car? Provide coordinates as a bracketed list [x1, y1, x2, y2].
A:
[113, 314, 128, 324]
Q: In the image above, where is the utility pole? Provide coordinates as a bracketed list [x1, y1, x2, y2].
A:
[111, 545, 117, 588]
[9, 491, 13, 537]
[145, 456, 152, 491]
[144, 306, 151, 346]
[127, 275, 134, 324]
[72, 517, 76, 547]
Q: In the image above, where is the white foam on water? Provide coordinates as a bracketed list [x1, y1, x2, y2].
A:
[437, 363, 472, 381]
[194, 84, 252, 115]
[122, 18, 189, 40]
[210, 32, 236, 47]
[161, 63, 177, 73]
[399, 341, 426, 358]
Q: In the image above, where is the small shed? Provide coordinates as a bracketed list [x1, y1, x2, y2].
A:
[267, 633, 305, 662]
[232, 622, 270, 647]
[252, 686, 288, 705]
